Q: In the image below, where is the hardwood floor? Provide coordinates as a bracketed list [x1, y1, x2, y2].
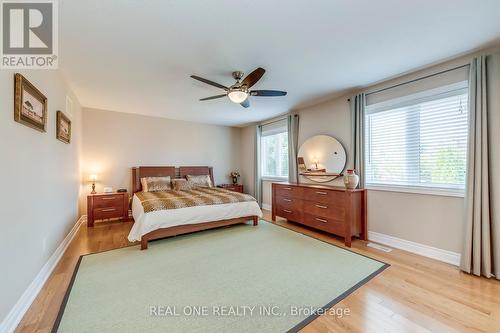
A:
[15, 211, 500, 333]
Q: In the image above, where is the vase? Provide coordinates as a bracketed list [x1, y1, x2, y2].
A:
[343, 170, 359, 189]
[232, 176, 238, 184]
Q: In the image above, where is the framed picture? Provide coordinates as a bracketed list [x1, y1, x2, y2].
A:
[14, 73, 48, 132]
[56, 111, 71, 144]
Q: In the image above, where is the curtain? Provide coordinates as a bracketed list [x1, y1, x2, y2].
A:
[287, 114, 300, 183]
[460, 53, 500, 279]
[254, 125, 262, 207]
[351, 93, 366, 188]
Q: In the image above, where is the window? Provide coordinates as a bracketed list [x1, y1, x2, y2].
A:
[365, 82, 468, 195]
[261, 120, 288, 179]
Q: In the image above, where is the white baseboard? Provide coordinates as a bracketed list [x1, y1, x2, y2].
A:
[262, 203, 272, 211]
[0, 215, 86, 333]
[368, 231, 461, 266]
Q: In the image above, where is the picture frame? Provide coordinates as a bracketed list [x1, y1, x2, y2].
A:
[14, 73, 48, 132]
[56, 111, 71, 144]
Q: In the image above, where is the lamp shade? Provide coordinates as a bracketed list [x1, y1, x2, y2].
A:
[228, 90, 248, 104]
[89, 174, 98, 182]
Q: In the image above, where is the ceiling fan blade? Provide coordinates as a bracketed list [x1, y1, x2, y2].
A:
[250, 90, 287, 97]
[190, 75, 228, 90]
[200, 94, 226, 101]
[240, 67, 265, 88]
[240, 99, 250, 108]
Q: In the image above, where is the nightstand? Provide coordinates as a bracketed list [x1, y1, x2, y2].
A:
[87, 192, 129, 227]
[218, 184, 244, 193]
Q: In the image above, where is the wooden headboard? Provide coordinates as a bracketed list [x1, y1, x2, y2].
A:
[179, 166, 214, 187]
[132, 166, 176, 193]
[132, 166, 215, 193]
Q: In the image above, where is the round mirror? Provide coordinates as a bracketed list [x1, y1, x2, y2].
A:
[297, 135, 346, 183]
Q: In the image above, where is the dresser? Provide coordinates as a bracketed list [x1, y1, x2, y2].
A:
[272, 182, 367, 247]
[87, 192, 129, 227]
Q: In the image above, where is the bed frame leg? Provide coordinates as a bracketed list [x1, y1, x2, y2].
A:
[252, 216, 258, 226]
[141, 238, 148, 250]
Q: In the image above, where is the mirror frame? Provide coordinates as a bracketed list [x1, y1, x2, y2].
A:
[297, 135, 347, 183]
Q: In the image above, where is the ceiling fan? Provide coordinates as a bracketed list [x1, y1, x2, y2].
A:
[190, 67, 287, 108]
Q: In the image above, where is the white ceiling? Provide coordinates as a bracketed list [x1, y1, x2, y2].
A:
[60, 0, 500, 126]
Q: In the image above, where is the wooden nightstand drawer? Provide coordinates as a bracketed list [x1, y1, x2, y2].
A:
[93, 205, 124, 220]
[217, 184, 244, 193]
[87, 192, 128, 227]
[93, 194, 124, 208]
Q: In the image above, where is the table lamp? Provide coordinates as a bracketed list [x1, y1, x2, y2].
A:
[313, 158, 319, 170]
[89, 174, 98, 194]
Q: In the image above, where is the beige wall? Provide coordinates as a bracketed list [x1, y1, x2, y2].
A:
[245, 46, 500, 254]
[368, 190, 465, 251]
[296, 96, 353, 187]
[81, 108, 242, 212]
[0, 70, 82, 323]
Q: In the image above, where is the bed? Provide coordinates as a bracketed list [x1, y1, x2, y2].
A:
[128, 166, 262, 249]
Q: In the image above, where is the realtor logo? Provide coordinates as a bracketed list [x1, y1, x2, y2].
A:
[1, 0, 58, 69]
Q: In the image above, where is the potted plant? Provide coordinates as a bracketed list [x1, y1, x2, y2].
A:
[230, 171, 240, 184]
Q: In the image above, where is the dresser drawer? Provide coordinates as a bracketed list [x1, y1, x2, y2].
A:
[302, 202, 344, 220]
[304, 188, 346, 205]
[274, 184, 304, 199]
[275, 206, 302, 222]
[93, 205, 124, 220]
[275, 196, 303, 210]
[303, 214, 346, 236]
[93, 194, 124, 208]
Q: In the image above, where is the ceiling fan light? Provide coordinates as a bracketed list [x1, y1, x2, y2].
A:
[228, 90, 248, 103]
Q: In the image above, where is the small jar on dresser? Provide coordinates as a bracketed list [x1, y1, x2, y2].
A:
[272, 182, 367, 247]
[87, 192, 129, 227]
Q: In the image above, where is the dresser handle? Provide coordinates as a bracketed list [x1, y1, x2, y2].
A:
[315, 204, 328, 209]
[101, 197, 115, 200]
[315, 191, 327, 195]
[283, 198, 292, 202]
[283, 187, 292, 190]
[283, 209, 292, 213]
[101, 208, 116, 212]
[315, 217, 328, 223]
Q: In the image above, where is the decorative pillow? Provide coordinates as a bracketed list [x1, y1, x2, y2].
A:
[186, 174, 213, 188]
[172, 178, 192, 191]
[140, 176, 171, 192]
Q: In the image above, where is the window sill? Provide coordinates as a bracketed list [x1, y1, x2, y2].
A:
[366, 185, 465, 198]
[261, 177, 288, 182]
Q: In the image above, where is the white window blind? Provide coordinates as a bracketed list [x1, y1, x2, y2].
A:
[365, 82, 468, 195]
[261, 119, 288, 179]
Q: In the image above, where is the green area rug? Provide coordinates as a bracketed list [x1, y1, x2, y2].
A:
[53, 221, 388, 333]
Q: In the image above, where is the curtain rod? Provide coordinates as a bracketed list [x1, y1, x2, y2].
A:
[259, 115, 289, 127]
[347, 63, 470, 101]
